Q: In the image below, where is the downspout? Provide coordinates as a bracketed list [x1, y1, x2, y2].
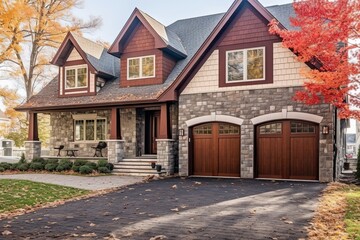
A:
[333, 107, 338, 180]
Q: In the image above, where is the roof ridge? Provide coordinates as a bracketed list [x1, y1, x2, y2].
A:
[138, 9, 166, 29]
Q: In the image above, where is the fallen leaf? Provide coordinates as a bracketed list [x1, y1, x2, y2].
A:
[171, 208, 179, 212]
[145, 189, 152, 192]
[2, 230, 12, 236]
[112, 217, 120, 221]
[172, 185, 178, 189]
[90, 223, 96, 227]
[150, 235, 168, 240]
[284, 220, 293, 224]
[194, 182, 202, 185]
[82, 233, 97, 237]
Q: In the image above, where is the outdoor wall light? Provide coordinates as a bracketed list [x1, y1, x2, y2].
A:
[179, 129, 185, 136]
[322, 125, 329, 135]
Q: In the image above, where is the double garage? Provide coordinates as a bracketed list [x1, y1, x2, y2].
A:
[190, 120, 319, 180]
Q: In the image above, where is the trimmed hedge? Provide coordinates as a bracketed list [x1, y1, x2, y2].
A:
[0, 158, 113, 175]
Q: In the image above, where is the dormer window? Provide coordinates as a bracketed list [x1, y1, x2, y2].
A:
[65, 65, 88, 89]
[127, 55, 155, 80]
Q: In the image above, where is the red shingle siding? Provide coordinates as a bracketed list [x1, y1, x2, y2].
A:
[162, 53, 177, 81]
[123, 23, 155, 53]
[218, 3, 279, 47]
[119, 22, 177, 87]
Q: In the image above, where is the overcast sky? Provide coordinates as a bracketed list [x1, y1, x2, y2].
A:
[74, 0, 293, 43]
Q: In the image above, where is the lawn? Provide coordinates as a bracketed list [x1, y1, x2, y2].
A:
[0, 179, 89, 214]
[345, 185, 360, 240]
[308, 183, 360, 240]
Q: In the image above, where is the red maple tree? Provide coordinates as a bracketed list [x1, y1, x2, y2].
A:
[269, 0, 360, 119]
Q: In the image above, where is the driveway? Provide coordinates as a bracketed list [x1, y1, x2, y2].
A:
[0, 178, 325, 239]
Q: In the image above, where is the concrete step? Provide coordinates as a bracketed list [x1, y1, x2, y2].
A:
[116, 161, 156, 166]
[122, 159, 157, 163]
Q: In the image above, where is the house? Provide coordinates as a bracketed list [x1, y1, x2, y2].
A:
[17, 0, 340, 182]
[0, 110, 10, 139]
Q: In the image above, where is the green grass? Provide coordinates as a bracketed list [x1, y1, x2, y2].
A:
[345, 185, 360, 240]
[0, 179, 89, 214]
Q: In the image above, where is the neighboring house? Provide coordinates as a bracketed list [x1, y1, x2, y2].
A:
[0, 110, 10, 139]
[346, 133, 356, 157]
[18, 0, 342, 182]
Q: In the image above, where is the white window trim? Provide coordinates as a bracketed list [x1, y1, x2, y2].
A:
[127, 55, 156, 80]
[65, 64, 88, 89]
[226, 46, 266, 83]
[74, 117, 107, 142]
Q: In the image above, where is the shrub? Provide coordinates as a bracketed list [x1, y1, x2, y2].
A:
[29, 162, 44, 171]
[72, 165, 80, 172]
[0, 162, 12, 170]
[97, 160, 108, 168]
[98, 166, 111, 174]
[45, 163, 58, 172]
[79, 165, 93, 174]
[47, 159, 59, 164]
[74, 159, 88, 166]
[18, 163, 29, 171]
[57, 159, 73, 171]
[85, 161, 97, 170]
[32, 158, 46, 165]
[106, 163, 114, 171]
[19, 153, 26, 164]
[0, 167, 5, 172]
[10, 163, 18, 171]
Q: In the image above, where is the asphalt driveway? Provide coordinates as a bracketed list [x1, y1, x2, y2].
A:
[0, 178, 325, 239]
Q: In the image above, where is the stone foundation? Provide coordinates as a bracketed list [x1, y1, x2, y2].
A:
[156, 139, 175, 175]
[24, 141, 41, 161]
[107, 140, 125, 163]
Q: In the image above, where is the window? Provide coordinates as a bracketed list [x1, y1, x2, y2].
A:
[219, 123, 240, 135]
[290, 122, 316, 133]
[74, 118, 107, 141]
[193, 124, 212, 135]
[127, 55, 155, 80]
[259, 123, 282, 135]
[65, 65, 88, 89]
[226, 47, 265, 82]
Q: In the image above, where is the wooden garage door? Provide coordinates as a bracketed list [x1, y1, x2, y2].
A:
[192, 123, 240, 177]
[256, 120, 318, 180]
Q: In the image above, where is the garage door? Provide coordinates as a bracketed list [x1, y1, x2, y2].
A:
[191, 122, 240, 177]
[256, 120, 318, 180]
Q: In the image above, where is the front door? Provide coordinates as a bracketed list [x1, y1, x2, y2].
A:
[145, 111, 160, 154]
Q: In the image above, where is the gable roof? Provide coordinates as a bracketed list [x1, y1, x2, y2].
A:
[51, 32, 119, 77]
[17, 0, 297, 111]
[108, 8, 187, 58]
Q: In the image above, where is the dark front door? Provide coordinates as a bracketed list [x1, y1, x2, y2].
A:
[145, 111, 160, 154]
[256, 120, 319, 180]
[191, 122, 241, 177]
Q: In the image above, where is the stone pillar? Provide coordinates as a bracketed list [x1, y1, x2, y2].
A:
[156, 139, 175, 175]
[107, 140, 125, 163]
[24, 141, 41, 161]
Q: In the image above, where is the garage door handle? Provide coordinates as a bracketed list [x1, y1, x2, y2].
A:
[189, 138, 191, 143]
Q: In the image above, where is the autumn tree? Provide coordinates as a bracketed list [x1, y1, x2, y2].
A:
[269, 0, 360, 119]
[0, 0, 101, 101]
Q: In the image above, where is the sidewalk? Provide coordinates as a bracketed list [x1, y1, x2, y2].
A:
[0, 174, 143, 190]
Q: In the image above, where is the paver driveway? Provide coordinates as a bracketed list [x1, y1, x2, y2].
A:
[0, 178, 325, 240]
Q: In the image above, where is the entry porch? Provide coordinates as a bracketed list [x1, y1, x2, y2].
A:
[25, 103, 178, 176]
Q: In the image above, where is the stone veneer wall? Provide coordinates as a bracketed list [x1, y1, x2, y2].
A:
[50, 110, 110, 157]
[49, 109, 137, 158]
[120, 108, 137, 158]
[178, 87, 334, 182]
[136, 109, 145, 156]
[170, 103, 179, 172]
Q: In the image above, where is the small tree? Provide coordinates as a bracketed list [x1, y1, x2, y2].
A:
[356, 146, 360, 180]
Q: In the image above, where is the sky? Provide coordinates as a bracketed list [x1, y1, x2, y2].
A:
[73, 0, 293, 43]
